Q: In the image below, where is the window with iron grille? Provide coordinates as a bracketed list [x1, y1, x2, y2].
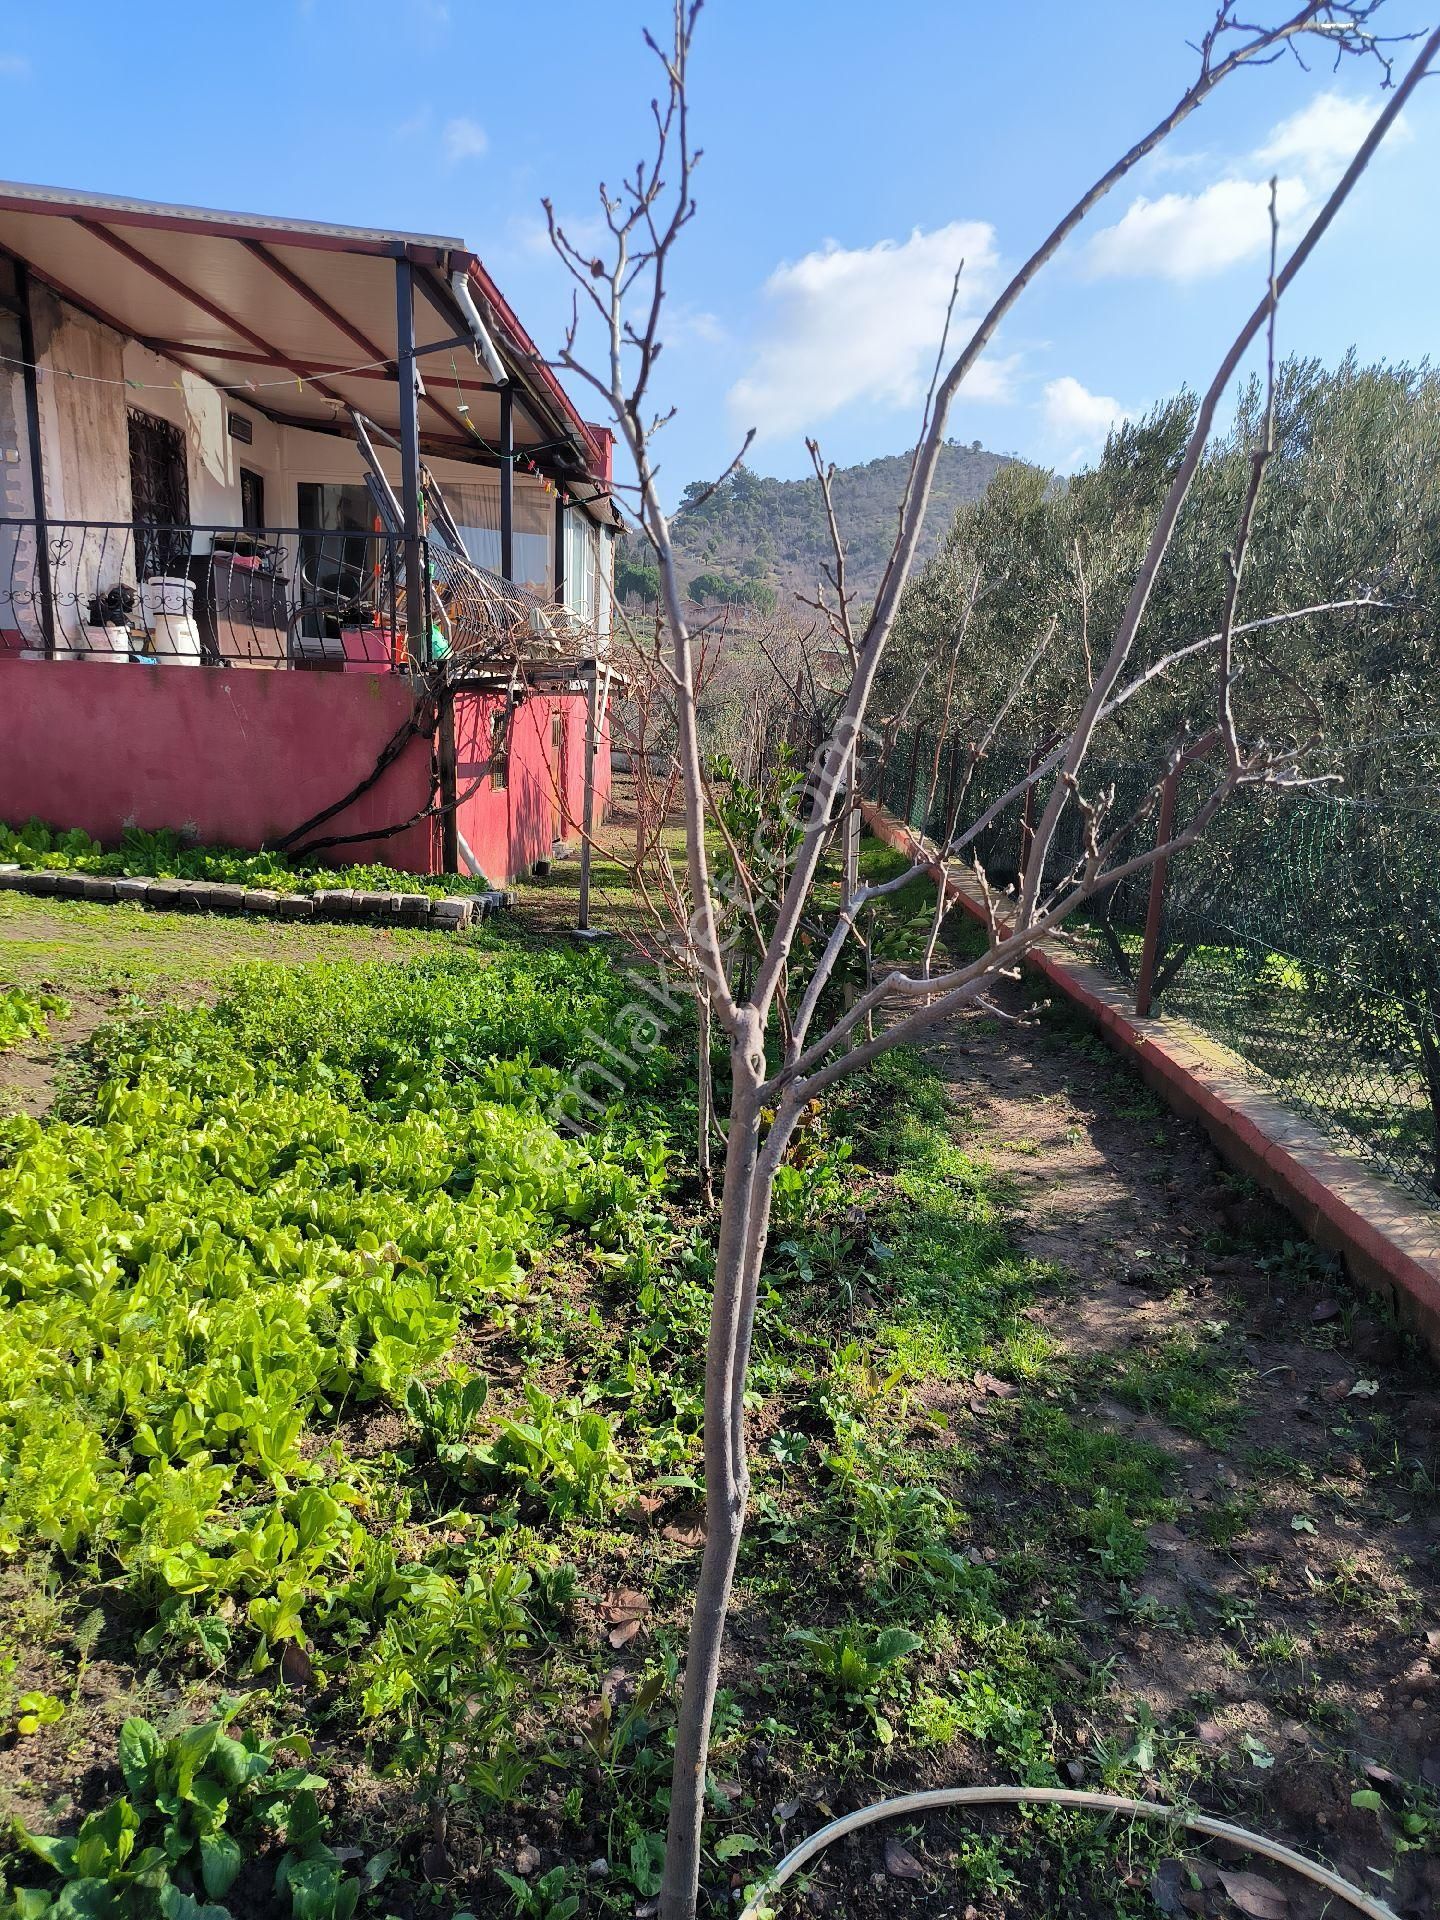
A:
[490, 707, 510, 791]
[127, 408, 190, 579]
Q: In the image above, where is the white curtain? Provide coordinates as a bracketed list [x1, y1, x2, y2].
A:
[446, 475, 552, 596]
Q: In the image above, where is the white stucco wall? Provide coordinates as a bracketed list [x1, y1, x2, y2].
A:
[30, 288, 129, 525]
[121, 342, 281, 529]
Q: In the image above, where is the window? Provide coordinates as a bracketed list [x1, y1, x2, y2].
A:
[128, 408, 190, 579]
[240, 468, 265, 530]
[489, 706, 510, 791]
[446, 477, 553, 595]
[563, 510, 597, 622]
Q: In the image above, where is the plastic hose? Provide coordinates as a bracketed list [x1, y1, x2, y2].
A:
[736, 1784, 1399, 1920]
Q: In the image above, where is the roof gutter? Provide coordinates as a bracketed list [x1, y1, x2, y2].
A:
[449, 268, 509, 388]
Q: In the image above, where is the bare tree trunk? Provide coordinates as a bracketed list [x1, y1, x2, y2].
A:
[661, 1051, 772, 1919]
[541, 19, 1436, 1919]
[696, 986, 714, 1200]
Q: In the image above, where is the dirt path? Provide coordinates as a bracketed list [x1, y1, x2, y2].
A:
[924, 990, 1440, 1917]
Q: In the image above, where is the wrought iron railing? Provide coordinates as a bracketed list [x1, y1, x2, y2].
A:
[0, 519, 420, 670]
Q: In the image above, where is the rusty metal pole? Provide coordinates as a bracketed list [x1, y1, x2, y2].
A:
[436, 668, 459, 876]
[1135, 764, 1180, 1018]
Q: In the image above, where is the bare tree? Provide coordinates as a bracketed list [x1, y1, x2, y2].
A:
[544, 6, 1434, 1913]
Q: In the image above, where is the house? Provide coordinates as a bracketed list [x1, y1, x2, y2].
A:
[0, 181, 618, 886]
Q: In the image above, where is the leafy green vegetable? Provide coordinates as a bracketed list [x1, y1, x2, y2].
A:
[0, 985, 70, 1052]
[0, 957, 666, 1656]
[0, 817, 490, 898]
[8, 1711, 354, 1919]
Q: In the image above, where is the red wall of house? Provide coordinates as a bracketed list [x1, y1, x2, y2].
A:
[0, 658, 436, 870]
[452, 688, 611, 886]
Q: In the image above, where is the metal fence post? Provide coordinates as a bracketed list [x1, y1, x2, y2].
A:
[393, 256, 428, 668]
[436, 664, 459, 875]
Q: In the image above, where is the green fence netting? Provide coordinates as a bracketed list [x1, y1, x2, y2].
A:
[868, 731, 1440, 1206]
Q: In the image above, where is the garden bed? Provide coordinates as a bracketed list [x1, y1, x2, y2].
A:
[0, 888, 1436, 1920]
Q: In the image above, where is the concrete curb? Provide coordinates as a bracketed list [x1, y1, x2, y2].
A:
[861, 800, 1440, 1358]
[0, 865, 509, 933]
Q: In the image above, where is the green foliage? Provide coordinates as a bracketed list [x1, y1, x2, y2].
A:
[84, 950, 678, 1115]
[787, 1624, 923, 1698]
[495, 1866, 580, 1919]
[473, 1388, 631, 1520]
[670, 444, 1008, 606]
[405, 1366, 491, 1468]
[12, 1691, 64, 1737]
[882, 354, 1440, 757]
[7, 1711, 357, 1920]
[686, 571, 776, 615]
[0, 957, 662, 1653]
[0, 819, 491, 898]
[615, 553, 660, 606]
[0, 986, 69, 1052]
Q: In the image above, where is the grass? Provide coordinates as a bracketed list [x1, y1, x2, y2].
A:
[0, 818, 497, 900]
[0, 930, 1194, 1918]
[0, 896, 462, 996]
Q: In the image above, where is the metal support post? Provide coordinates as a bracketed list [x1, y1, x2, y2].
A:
[393, 257, 428, 666]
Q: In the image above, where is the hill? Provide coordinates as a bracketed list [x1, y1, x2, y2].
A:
[619, 441, 1016, 613]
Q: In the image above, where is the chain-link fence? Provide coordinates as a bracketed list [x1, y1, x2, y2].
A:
[868, 730, 1440, 1207]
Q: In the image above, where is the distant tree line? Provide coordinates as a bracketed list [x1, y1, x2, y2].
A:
[879, 352, 1440, 770]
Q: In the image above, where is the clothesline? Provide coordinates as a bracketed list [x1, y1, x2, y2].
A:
[0, 347, 399, 395]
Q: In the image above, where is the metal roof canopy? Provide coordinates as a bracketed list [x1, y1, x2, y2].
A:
[0, 180, 604, 476]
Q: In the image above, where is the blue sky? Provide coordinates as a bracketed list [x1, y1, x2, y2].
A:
[3, 1, 1436, 503]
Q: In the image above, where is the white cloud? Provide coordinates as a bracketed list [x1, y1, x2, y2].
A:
[1086, 89, 1399, 284]
[1257, 90, 1400, 175]
[728, 221, 1008, 438]
[1042, 375, 1129, 467]
[1085, 175, 1310, 282]
[669, 307, 727, 347]
[442, 116, 489, 165]
[0, 53, 30, 77]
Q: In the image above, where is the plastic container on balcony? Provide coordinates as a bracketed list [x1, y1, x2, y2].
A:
[140, 578, 202, 663]
[151, 617, 203, 664]
[84, 623, 132, 663]
[141, 576, 196, 619]
[339, 624, 406, 672]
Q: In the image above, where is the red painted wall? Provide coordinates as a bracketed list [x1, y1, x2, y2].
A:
[0, 658, 436, 870]
[452, 688, 610, 886]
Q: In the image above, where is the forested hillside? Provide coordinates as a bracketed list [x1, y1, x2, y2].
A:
[618, 440, 1015, 610]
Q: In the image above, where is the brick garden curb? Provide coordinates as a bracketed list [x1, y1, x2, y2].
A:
[0, 865, 511, 933]
[861, 800, 1440, 1360]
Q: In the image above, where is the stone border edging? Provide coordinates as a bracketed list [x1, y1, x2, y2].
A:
[0, 865, 512, 933]
[861, 800, 1440, 1358]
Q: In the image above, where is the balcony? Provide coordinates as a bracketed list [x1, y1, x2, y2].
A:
[0, 518, 582, 673]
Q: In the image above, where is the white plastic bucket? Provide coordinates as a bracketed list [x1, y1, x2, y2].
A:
[148, 614, 203, 663]
[141, 576, 195, 620]
[86, 623, 132, 663]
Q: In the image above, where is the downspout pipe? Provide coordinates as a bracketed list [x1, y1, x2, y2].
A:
[450, 270, 508, 388]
